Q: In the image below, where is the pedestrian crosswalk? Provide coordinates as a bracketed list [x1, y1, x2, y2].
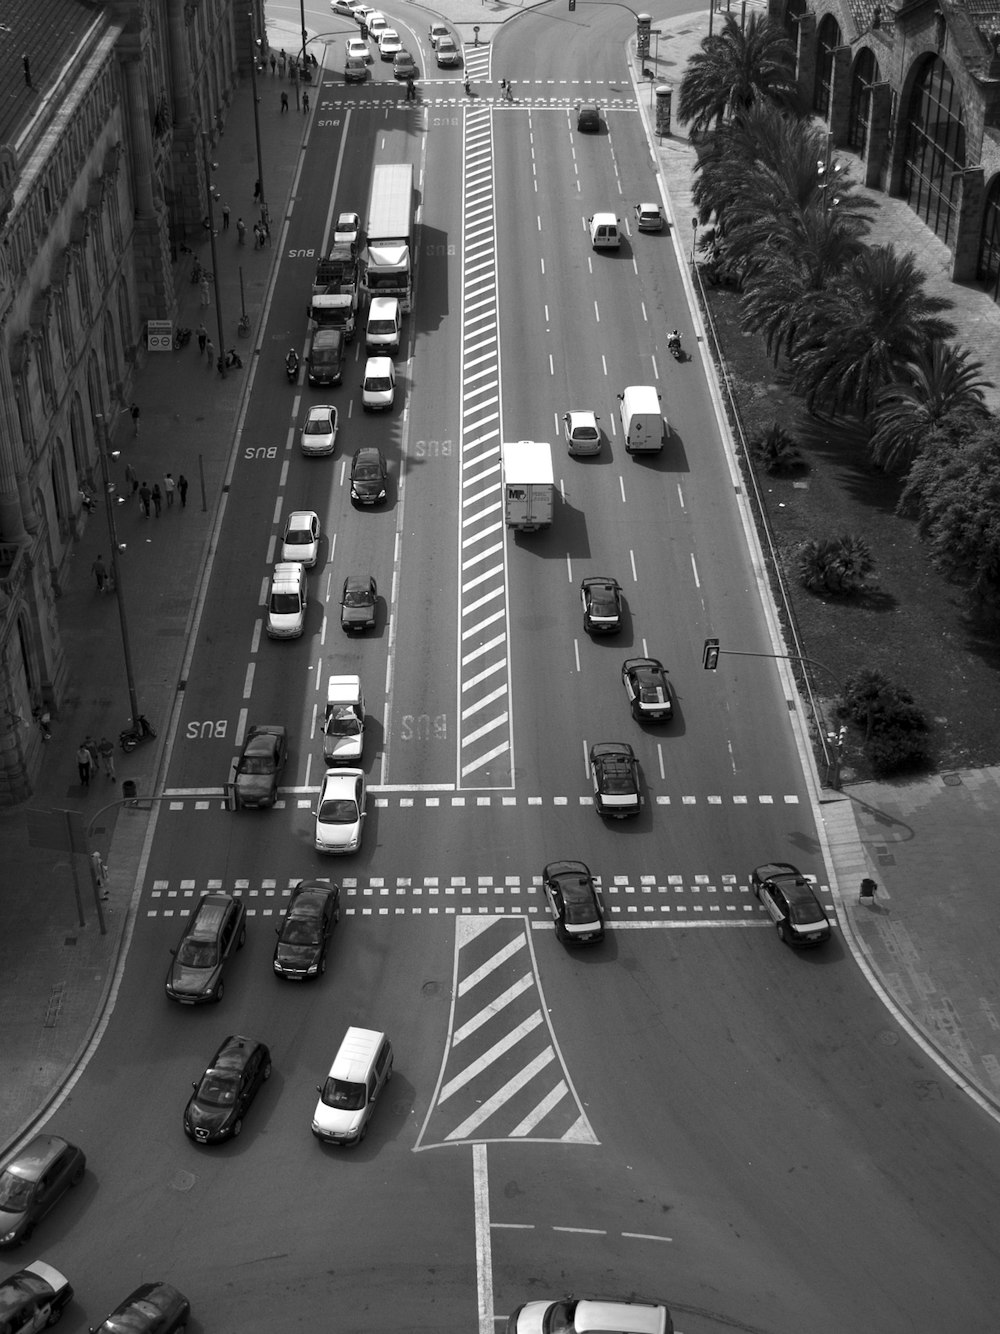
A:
[159, 788, 803, 810]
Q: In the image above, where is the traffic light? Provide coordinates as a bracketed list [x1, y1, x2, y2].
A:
[636, 13, 651, 57]
[702, 638, 720, 671]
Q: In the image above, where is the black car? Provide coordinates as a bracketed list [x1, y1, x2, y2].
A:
[580, 576, 623, 634]
[233, 724, 287, 809]
[621, 657, 673, 721]
[166, 893, 247, 1004]
[184, 1035, 271, 1142]
[542, 860, 605, 945]
[0, 1134, 86, 1247]
[576, 102, 601, 131]
[590, 742, 640, 818]
[350, 447, 388, 505]
[273, 880, 341, 979]
[91, 1282, 190, 1334]
[341, 574, 378, 633]
[0, 1262, 73, 1329]
[750, 862, 831, 946]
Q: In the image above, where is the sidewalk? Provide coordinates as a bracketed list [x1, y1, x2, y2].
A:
[1, 2, 998, 1156]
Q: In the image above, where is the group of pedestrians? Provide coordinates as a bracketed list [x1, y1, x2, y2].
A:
[134, 472, 187, 518]
[75, 734, 116, 786]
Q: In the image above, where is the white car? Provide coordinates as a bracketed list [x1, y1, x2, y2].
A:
[435, 35, 461, 67]
[563, 410, 601, 456]
[362, 356, 395, 411]
[366, 11, 388, 34]
[314, 768, 366, 854]
[300, 404, 338, 456]
[331, 0, 360, 15]
[507, 1298, 672, 1334]
[428, 21, 450, 47]
[345, 37, 371, 64]
[377, 28, 402, 59]
[280, 510, 320, 567]
[353, 4, 376, 23]
[334, 210, 362, 245]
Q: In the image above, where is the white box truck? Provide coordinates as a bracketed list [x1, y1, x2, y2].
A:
[364, 163, 414, 313]
[324, 675, 365, 765]
[501, 441, 555, 531]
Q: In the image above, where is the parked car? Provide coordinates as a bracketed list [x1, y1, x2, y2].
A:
[0, 1261, 73, 1330]
[233, 724, 287, 809]
[635, 201, 665, 232]
[280, 510, 320, 567]
[314, 769, 366, 854]
[184, 1035, 271, 1142]
[590, 742, 640, 818]
[341, 574, 378, 632]
[507, 1297, 672, 1334]
[750, 862, 831, 946]
[350, 447, 388, 505]
[165, 893, 246, 1004]
[581, 576, 622, 634]
[621, 657, 673, 721]
[542, 860, 605, 945]
[91, 1283, 190, 1334]
[0, 1135, 85, 1247]
[273, 880, 341, 978]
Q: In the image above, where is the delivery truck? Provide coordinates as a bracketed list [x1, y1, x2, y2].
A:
[501, 441, 555, 531]
[364, 163, 414, 313]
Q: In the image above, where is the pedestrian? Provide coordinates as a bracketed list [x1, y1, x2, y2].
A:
[290, 56, 298, 82]
[205, 338, 214, 369]
[406, 74, 415, 101]
[130, 402, 140, 436]
[464, 74, 472, 96]
[34, 706, 52, 740]
[270, 53, 276, 75]
[202, 214, 212, 235]
[151, 483, 162, 517]
[500, 78, 507, 97]
[302, 90, 310, 113]
[222, 202, 230, 231]
[253, 222, 263, 249]
[98, 736, 116, 780]
[164, 473, 176, 507]
[178, 474, 189, 508]
[138, 482, 151, 517]
[236, 216, 246, 245]
[197, 322, 207, 354]
[76, 743, 94, 787]
[199, 276, 210, 307]
[125, 461, 138, 495]
[505, 80, 514, 102]
[253, 178, 262, 203]
[280, 90, 289, 113]
[84, 734, 100, 769]
[91, 555, 108, 593]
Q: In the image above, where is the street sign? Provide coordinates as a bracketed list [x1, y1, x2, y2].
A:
[147, 319, 172, 352]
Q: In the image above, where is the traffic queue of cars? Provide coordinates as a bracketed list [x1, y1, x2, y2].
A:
[334, 1, 463, 84]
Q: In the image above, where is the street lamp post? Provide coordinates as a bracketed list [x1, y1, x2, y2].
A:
[248, 12, 268, 234]
[200, 132, 227, 377]
[94, 414, 142, 729]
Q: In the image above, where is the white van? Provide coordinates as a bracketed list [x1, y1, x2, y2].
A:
[311, 1027, 393, 1145]
[362, 356, 395, 411]
[266, 562, 307, 638]
[324, 674, 365, 764]
[366, 296, 401, 352]
[618, 384, 666, 453]
[588, 212, 620, 249]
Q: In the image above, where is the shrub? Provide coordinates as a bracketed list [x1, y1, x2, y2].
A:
[795, 534, 873, 595]
[749, 423, 804, 474]
[840, 669, 932, 776]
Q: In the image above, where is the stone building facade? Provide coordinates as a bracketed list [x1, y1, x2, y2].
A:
[0, 0, 261, 804]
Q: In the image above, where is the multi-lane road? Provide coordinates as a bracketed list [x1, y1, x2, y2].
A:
[19, 5, 1000, 1332]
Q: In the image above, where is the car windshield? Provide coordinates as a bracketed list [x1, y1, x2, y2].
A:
[282, 918, 321, 946]
[322, 1077, 366, 1110]
[318, 798, 358, 824]
[177, 939, 218, 968]
[541, 1300, 576, 1333]
[285, 530, 311, 545]
[356, 462, 380, 479]
[0, 1170, 32, 1211]
[239, 755, 274, 775]
[327, 708, 361, 736]
[305, 419, 329, 434]
[196, 1071, 240, 1106]
[270, 593, 300, 614]
[344, 587, 371, 607]
[365, 376, 392, 392]
[0, 1272, 49, 1309]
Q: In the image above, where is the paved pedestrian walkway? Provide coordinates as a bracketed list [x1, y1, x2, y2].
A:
[1, 0, 998, 1156]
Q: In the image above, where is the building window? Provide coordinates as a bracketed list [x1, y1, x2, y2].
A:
[847, 48, 879, 153]
[814, 15, 842, 119]
[902, 55, 965, 246]
[978, 174, 1000, 301]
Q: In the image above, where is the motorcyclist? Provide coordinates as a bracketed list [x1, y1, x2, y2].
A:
[285, 347, 299, 374]
[667, 329, 681, 351]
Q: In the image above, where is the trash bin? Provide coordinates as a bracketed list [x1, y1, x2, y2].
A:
[122, 779, 138, 802]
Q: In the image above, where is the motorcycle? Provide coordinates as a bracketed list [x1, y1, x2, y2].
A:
[218, 347, 243, 371]
[174, 325, 192, 349]
[667, 333, 683, 361]
[285, 350, 300, 382]
[120, 715, 157, 753]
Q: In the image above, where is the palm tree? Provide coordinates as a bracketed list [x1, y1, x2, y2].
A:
[678, 13, 801, 136]
[789, 245, 956, 415]
[869, 341, 993, 474]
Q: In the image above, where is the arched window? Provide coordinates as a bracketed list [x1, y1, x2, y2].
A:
[848, 48, 879, 153]
[814, 14, 842, 118]
[902, 55, 965, 245]
[978, 174, 1000, 301]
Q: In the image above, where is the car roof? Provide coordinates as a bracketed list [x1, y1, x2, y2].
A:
[344, 572, 374, 590]
[575, 1298, 668, 1334]
[755, 861, 803, 883]
[353, 446, 383, 462]
[287, 510, 317, 526]
[365, 355, 393, 373]
[544, 859, 591, 880]
[592, 741, 633, 759]
[321, 768, 363, 793]
[190, 896, 233, 936]
[1, 1134, 70, 1181]
[638, 201, 661, 211]
[307, 403, 335, 420]
[211, 1034, 260, 1069]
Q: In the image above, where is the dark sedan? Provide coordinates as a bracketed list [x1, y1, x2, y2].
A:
[91, 1282, 190, 1334]
[350, 447, 388, 505]
[542, 860, 605, 945]
[580, 576, 623, 634]
[165, 893, 247, 1004]
[233, 724, 287, 809]
[273, 880, 341, 979]
[0, 1262, 73, 1330]
[341, 574, 378, 632]
[590, 741, 640, 818]
[621, 657, 673, 721]
[184, 1035, 271, 1142]
[751, 862, 831, 946]
[0, 1135, 85, 1246]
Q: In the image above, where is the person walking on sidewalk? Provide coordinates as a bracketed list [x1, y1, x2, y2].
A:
[281, 90, 289, 113]
[222, 203, 231, 231]
[91, 555, 108, 593]
[130, 402, 140, 436]
[205, 338, 214, 369]
[151, 483, 162, 517]
[125, 461, 138, 495]
[236, 217, 246, 246]
[76, 743, 94, 787]
[254, 179, 262, 204]
[197, 323, 207, 355]
[178, 474, 189, 508]
[302, 90, 310, 114]
[164, 473, 176, 507]
[138, 482, 151, 517]
[85, 735, 100, 771]
[270, 53, 276, 75]
[98, 736, 116, 781]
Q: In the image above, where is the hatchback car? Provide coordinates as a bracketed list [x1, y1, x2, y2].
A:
[300, 404, 338, 456]
[91, 1283, 190, 1334]
[428, 20, 450, 46]
[751, 862, 831, 946]
[621, 657, 673, 721]
[590, 742, 640, 818]
[435, 35, 461, 66]
[542, 861, 605, 945]
[377, 28, 402, 59]
[354, 3, 376, 22]
[0, 1262, 73, 1330]
[576, 102, 601, 131]
[165, 893, 247, 1004]
[345, 36, 371, 64]
[563, 410, 601, 456]
[233, 724, 286, 809]
[362, 356, 395, 410]
[273, 880, 341, 979]
[350, 447, 388, 505]
[0, 1135, 85, 1247]
[331, 0, 360, 14]
[580, 576, 622, 634]
[393, 48, 418, 78]
[635, 200, 665, 232]
[341, 574, 378, 632]
[314, 769, 366, 854]
[280, 510, 320, 567]
[507, 1297, 672, 1334]
[184, 1035, 271, 1143]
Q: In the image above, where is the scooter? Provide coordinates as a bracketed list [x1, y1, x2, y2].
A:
[174, 325, 192, 349]
[285, 350, 300, 382]
[120, 715, 156, 753]
[220, 347, 243, 370]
